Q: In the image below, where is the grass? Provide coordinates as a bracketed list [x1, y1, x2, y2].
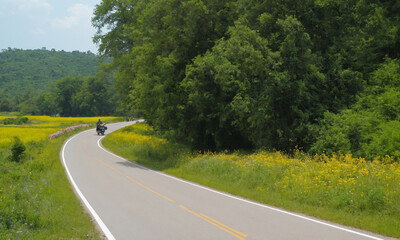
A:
[0, 115, 122, 239]
[102, 123, 400, 238]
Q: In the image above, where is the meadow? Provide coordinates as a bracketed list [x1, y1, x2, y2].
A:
[0, 116, 118, 146]
[103, 123, 400, 238]
[0, 115, 121, 239]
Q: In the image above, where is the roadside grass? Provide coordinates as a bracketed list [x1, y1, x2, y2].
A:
[0, 116, 122, 239]
[103, 123, 188, 170]
[102, 123, 400, 238]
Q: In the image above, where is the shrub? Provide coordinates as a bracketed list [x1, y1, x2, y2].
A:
[10, 137, 26, 162]
[1, 117, 29, 125]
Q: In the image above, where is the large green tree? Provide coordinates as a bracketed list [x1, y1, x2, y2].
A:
[181, 21, 271, 150]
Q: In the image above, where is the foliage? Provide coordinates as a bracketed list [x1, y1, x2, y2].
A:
[0, 48, 100, 112]
[103, 123, 400, 237]
[181, 21, 271, 150]
[311, 59, 400, 160]
[93, 0, 400, 157]
[29, 75, 118, 117]
[0, 48, 119, 116]
[0, 117, 28, 125]
[93, 0, 237, 143]
[9, 137, 25, 162]
[180, 17, 331, 150]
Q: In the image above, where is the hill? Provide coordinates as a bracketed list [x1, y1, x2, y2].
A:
[0, 48, 100, 95]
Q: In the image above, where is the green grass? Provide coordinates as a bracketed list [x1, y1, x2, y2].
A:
[102, 123, 400, 239]
[0, 128, 102, 239]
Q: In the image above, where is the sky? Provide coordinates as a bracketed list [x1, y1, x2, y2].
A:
[0, 0, 102, 53]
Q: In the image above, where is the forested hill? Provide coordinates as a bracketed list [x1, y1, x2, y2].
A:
[0, 48, 119, 116]
[0, 48, 99, 95]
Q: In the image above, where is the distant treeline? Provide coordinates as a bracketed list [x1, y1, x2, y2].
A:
[92, 0, 400, 159]
[0, 48, 119, 116]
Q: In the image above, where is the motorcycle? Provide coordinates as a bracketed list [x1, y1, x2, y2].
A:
[96, 124, 107, 135]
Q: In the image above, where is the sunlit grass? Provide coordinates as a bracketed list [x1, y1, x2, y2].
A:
[186, 151, 400, 214]
[103, 123, 166, 149]
[103, 123, 185, 169]
[0, 127, 60, 146]
[0, 132, 103, 239]
[0, 115, 122, 239]
[103, 123, 400, 238]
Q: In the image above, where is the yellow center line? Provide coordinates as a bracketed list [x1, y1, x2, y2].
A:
[96, 158, 176, 203]
[83, 139, 175, 203]
[180, 205, 247, 240]
[82, 139, 248, 240]
[200, 213, 247, 238]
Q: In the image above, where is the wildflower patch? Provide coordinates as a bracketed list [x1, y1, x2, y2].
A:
[49, 124, 90, 139]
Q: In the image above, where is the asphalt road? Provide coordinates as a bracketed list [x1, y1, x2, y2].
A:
[61, 122, 394, 240]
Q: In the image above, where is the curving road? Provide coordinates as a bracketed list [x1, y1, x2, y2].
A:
[62, 122, 393, 240]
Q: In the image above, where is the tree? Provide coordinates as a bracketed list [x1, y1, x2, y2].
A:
[36, 93, 58, 116]
[92, 0, 400, 156]
[55, 76, 84, 117]
[92, 0, 136, 57]
[181, 21, 272, 150]
[72, 77, 112, 116]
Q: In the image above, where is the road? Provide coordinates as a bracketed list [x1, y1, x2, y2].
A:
[62, 122, 393, 240]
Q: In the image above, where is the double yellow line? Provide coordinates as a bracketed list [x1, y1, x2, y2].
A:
[84, 139, 248, 240]
[180, 205, 248, 240]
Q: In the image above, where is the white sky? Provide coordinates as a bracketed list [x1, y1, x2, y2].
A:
[0, 0, 102, 53]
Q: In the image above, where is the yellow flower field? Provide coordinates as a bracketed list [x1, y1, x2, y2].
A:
[0, 116, 121, 146]
[0, 127, 61, 146]
[110, 132, 167, 148]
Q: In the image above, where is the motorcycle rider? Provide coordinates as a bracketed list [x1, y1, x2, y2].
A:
[96, 119, 103, 131]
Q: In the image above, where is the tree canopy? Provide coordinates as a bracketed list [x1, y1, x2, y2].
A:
[93, 0, 400, 159]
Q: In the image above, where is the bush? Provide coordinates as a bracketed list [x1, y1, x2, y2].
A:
[1, 117, 29, 125]
[310, 110, 378, 157]
[367, 121, 400, 159]
[10, 137, 26, 162]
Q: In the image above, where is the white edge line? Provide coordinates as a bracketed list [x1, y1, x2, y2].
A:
[62, 129, 116, 240]
[97, 121, 385, 240]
